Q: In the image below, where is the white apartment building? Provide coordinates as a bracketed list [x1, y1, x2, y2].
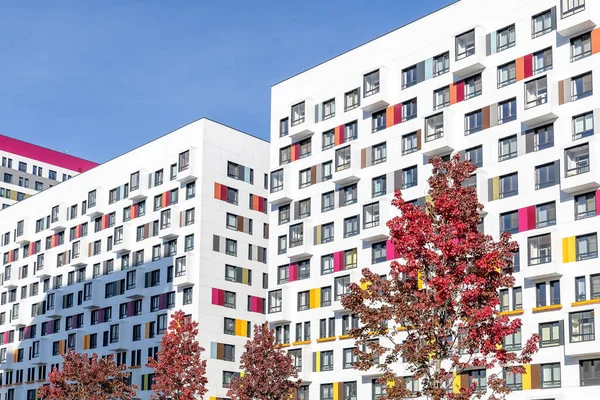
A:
[267, 0, 600, 398]
[0, 118, 270, 400]
[0, 134, 97, 208]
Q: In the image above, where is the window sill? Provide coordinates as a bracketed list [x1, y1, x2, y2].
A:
[276, 343, 291, 348]
[571, 298, 600, 307]
[129, 365, 142, 369]
[292, 340, 312, 346]
[532, 304, 562, 313]
[316, 336, 337, 343]
[338, 334, 353, 340]
[499, 309, 524, 316]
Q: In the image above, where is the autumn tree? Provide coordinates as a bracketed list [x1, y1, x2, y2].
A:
[37, 350, 137, 400]
[341, 155, 539, 400]
[146, 310, 208, 400]
[227, 324, 302, 400]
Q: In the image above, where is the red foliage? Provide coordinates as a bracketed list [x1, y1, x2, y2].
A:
[227, 324, 302, 400]
[147, 310, 208, 400]
[37, 350, 137, 400]
[341, 156, 539, 400]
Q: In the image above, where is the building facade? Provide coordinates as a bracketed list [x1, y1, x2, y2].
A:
[0, 134, 97, 208]
[0, 119, 270, 400]
[267, 0, 600, 398]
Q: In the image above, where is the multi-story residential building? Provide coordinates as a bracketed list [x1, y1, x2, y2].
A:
[268, 0, 600, 398]
[0, 134, 97, 208]
[0, 118, 269, 400]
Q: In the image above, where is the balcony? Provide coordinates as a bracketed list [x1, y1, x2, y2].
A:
[523, 260, 562, 281]
[557, 1, 597, 37]
[70, 239, 89, 267]
[361, 66, 390, 112]
[49, 204, 68, 231]
[359, 198, 392, 242]
[561, 139, 599, 194]
[289, 98, 315, 140]
[112, 234, 133, 255]
[332, 144, 361, 185]
[128, 168, 149, 201]
[108, 322, 131, 351]
[565, 325, 600, 358]
[421, 110, 456, 157]
[266, 287, 294, 324]
[173, 253, 197, 288]
[15, 219, 31, 244]
[82, 281, 104, 310]
[159, 213, 180, 240]
[85, 187, 106, 218]
[452, 26, 486, 78]
[33, 338, 50, 364]
[3, 274, 17, 289]
[10, 313, 27, 328]
[269, 166, 293, 206]
[176, 147, 198, 184]
[287, 220, 313, 261]
[521, 74, 558, 128]
[332, 299, 349, 313]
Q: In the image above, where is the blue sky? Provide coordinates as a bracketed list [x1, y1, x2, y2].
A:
[0, 0, 452, 163]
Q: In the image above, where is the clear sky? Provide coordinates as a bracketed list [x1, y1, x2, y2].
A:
[0, 0, 452, 163]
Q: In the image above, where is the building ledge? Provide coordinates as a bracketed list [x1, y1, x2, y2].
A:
[276, 343, 291, 348]
[532, 304, 562, 313]
[316, 336, 337, 343]
[129, 365, 142, 369]
[572, 298, 600, 307]
[292, 340, 312, 346]
[338, 334, 353, 340]
[499, 309, 524, 316]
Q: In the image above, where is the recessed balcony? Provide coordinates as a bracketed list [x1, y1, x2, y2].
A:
[128, 169, 149, 201]
[561, 139, 600, 194]
[269, 166, 293, 206]
[359, 198, 392, 242]
[289, 98, 315, 140]
[557, 1, 597, 37]
[332, 144, 361, 185]
[452, 26, 486, 78]
[176, 147, 198, 184]
[173, 253, 196, 288]
[361, 66, 390, 112]
[421, 110, 456, 157]
[49, 204, 68, 231]
[287, 220, 313, 261]
[521, 74, 558, 128]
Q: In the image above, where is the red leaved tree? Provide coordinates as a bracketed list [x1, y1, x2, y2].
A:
[227, 324, 302, 400]
[37, 350, 137, 400]
[341, 155, 539, 400]
[147, 310, 208, 400]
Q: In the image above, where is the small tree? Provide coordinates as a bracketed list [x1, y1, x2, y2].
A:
[342, 156, 539, 400]
[147, 310, 208, 400]
[227, 324, 301, 400]
[38, 350, 137, 400]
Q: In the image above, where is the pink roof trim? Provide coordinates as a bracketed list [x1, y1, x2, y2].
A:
[0, 134, 98, 173]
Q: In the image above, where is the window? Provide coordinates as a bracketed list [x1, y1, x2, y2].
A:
[289, 224, 304, 248]
[573, 111, 594, 140]
[525, 77, 548, 109]
[541, 363, 561, 388]
[321, 98, 335, 120]
[223, 371, 236, 388]
[464, 74, 482, 99]
[335, 275, 351, 300]
[268, 290, 282, 313]
[322, 161, 332, 181]
[496, 24, 516, 52]
[433, 52, 450, 76]
[345, 88, 359, 111]
[322, 130, 334, 150]
[503, 326, 522, 351]
[500, 211, 519, 234]
[565, 144, 590, 177]
[298, 198, 311, 218]
[465, 146, 482, 168]
[497, 62, 516, 88]
[342, 381, 357, 400]
[299, 168, 312, 189]
[335, 146, 351, 171]
[536, 202, 556, 228]
[580, 359, 600, 386]
[279, 146, 291, 165]
[343, 347, 358, 369]
[344, 121, 358, 142]
[571, 72, 593, 101]
[433, 86, 450, 110]
[425, 113, 444, 141]
[467, 369, 486, 390]
[321, 254, 334, 275]
[456, 30, 475, 60]
[186, 181, 196, 199]
[562, 0, 586, 17]
[402, 98, 417, 121]
[270, 169, 283, 193]
[498, 98, 517, 123]
[402, 132, 418, 155]
[536, 282, 548, 307]
[279, 204, 290, 225]
[320, 351, 333, 371]
[575, 192, 596, 220]
[278, 235, 287, 255]
[576, 276, 587, 301]
[372, 241, 386, 264]
[540, 321, 562, 347]
[225, 239, 237, 256]
[321, 287, 332, 307]
[372, 143, 386, 164]
[533, 124, 554, 151]
[535, 163, 556, 190]
[299, 137, 311, 158]
[291, 102, 305, 126]
[363, 203, 380, 229]
[533, 47, 553, 74]
[571, 32, 591, 62]
[297, 291, 309, 311]
[372, 110, 386, 133]
[279, 118, 289, 137]
[528, 233, 552, 265]
[464, 109, 482, 135]
[503, 367, 522, 391]
[577, 233, 598, 260]
[532, 9, 553, 38]
[342, 184, 357, 206]
[322, 191, 334, 212]
[343, 216, 359, 238]
[499, 135, 517, 161]
[322, 223, 334, 243]
[401, 166, 417, 189]
[499, 173, 518, 199]
[402, 65, 418, 89]
[364, 70, 380, 97]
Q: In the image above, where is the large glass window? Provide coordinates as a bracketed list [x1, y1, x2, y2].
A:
[496, 25, 516, 52]
[372, 175, 386, 197]
[497, 62, 516, 88]
[576, 233, 598, 260]
[535, 163, 556, 190]
[402, 132, 418, 155]
[433, 52, 449, 76]
[571, 32, 592, 62]
[372, 110, 386, 133]
[573, 111, 594, 140]
[464, 74, 482, 99]
[500, 211, 519, 234]
[291, 102, 305, 126]
[536, 202, 556, 228]
[363, 203, 380, 229]
[565, 144, 590, 177]
[540, 321, 561, 347]
[364, 70, 380, 97]
[335, 146, 352, 171]
[541, 363, 561, 388]
[464, 109, 482, 135]
[345, 89, 359, 111]
[533, 47, 553, 74]
[434, 86, 450, 110]
[580, 359, 600, 387]
[525, 77, 548, 108]
[401, 166, 418, 189]
[562, 0, 586, 17]
[533, 124, 554, 151]
[402, 65, 418, 89]
[425, 113, 444, 141]
[575, 192, 596, 220]
[456, 30, 475, 60]
[528, 233, 552, 265]
[532, 9, 553, 38]
[570, 310, 595, 342]
[571, 72, 593, 101]
[499, 173, 518, 198]
[499, 135, 517, 161]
